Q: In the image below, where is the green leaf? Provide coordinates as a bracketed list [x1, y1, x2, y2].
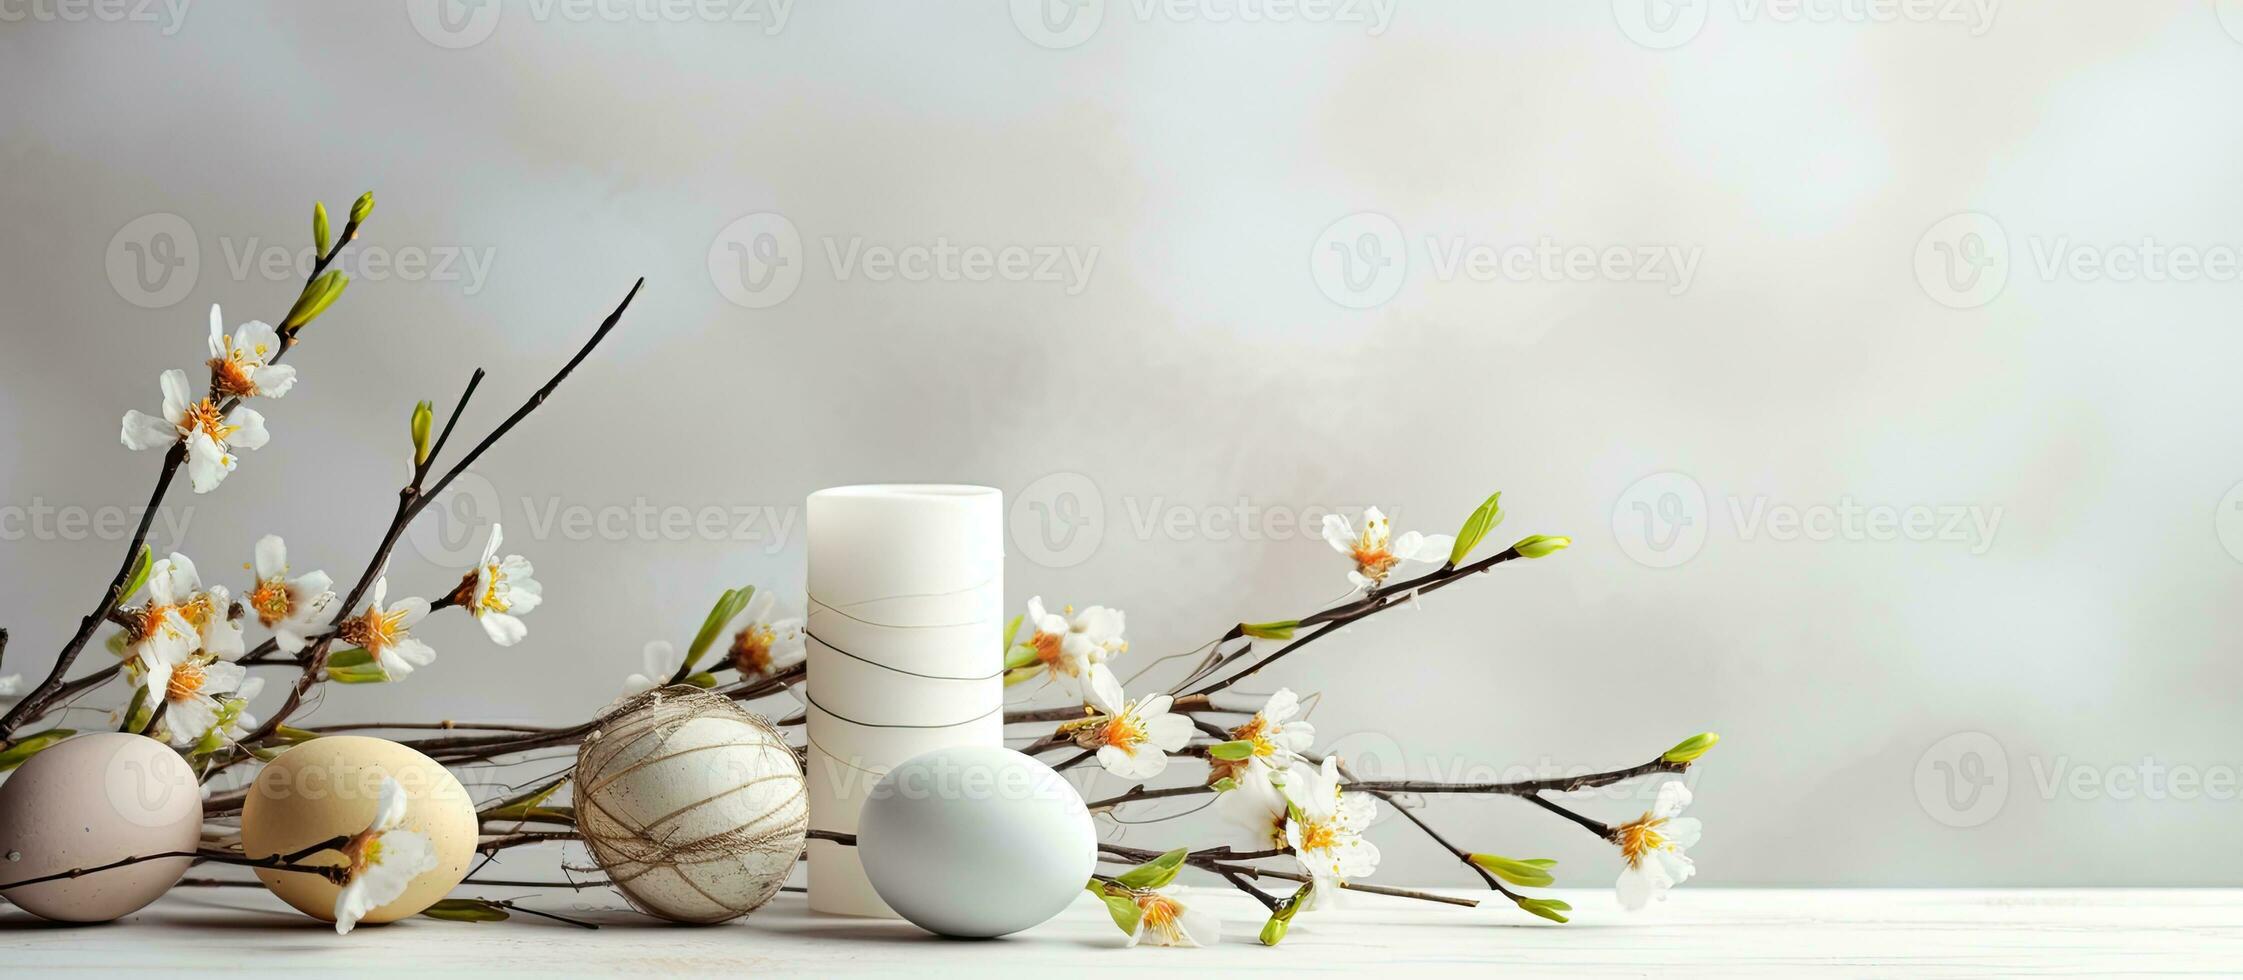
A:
[1240, 619, 1298, 641]
[1207, 740, 1257, 761]
[1003, 643, 1041, 670]
[420, 898, 510, 923]
[1003, 665, 1043, 687]
[327, 663, 390, 684]
[685, 672, 719, 689]
[313, 201, 332, 256]
[1095, 888, 1142, 935]
[118, 684, 150, 734]
[1001, 613, 1023, 653]
[0, 730, 75, 772]
[1209, 776, 1239, 793]
[350, 190, 375, 225]
[1111, 847, 1188, 890]
[1516, 897, 1572, 924]
[275, 725, 321, 744]
[1448, 491, 1504, 567]
[1510, 534, 1571, 559]
[326, 648, 375, 670]
[188, 699, 247, 756]
[683, 586, 753, 673]
[410, 400, 434, 465]
[119, 545, 154, 602]
[1259, 914, 1290, 946]
[482, 776, 570, 820]
[1469, 853, 1557, 888]
[1662, 731, 1720, 764]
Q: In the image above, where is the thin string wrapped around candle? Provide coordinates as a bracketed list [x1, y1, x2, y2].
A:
[805, 629, 1004, 682]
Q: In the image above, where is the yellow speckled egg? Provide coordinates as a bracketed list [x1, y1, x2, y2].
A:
[0, 733, 202, 922]
[240, 736, 476, 926]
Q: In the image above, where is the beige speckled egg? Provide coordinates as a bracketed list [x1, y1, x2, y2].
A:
[240, 736, 476, 926]
[0, 732, 203, 922]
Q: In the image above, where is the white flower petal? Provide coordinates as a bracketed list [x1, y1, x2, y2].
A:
[228, 407, 269, 451]
[254, 535, 288, 581]
[1320, 513, 1356, 554]
[184, 430, 234, 493]
[372, 775, 409, 830]
[158, 369, 191, 424]
[479, 611, 528, 647]
[120, 410, 177, 451]
[1086, 663, 1125, 714]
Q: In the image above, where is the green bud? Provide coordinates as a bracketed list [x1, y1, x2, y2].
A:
[1240, 619, 1298, 640]
[1515, 896, 1572, 924]
[1112, 847, 1187, 890]
[1258, 915, 1290, 946]
[1662, 731, 1720, 764]
[313, 201, 331, 256]
[280, 270, 349, 329]
[119, 544, 153, 602]
[685, 672, 718, 689]
[1448, 491, 1505, 567]
[1469, 853, 1557, 888]
[1096, 888, 1143, 935]
[1000, 613, 1024, 653]
[410, 400, 434, 465]
[326, 648, 375, 670]
[1003, 665, 1043, 687]
[350, 191, 374, 225]
[327, 663, 391, 684]
[1511, 534, 1571, 559]
[1003, 643, 1041, 670]
[1207, 739, 1257, 761]
[1209, 776, 1239, 792]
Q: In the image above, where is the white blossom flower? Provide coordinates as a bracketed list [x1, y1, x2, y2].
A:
[1224, 688, 1316, 774]
[1283, 757, 1380, 902]
[1613, 780, 1701, 910]
[1215, 758, 1297, 850]
[141, 553, 244, 661]
[457, 524, 541, 646]
[142, 656, 258, 748]
[1321, 506, 1452, 591]
[120, 368, 270, 493]
[205, 305, 296, 399]
[623, 640, 681, 694]
[245, 534, 336, 654]
[332, 776, 440, 935]
[1125, 887, 1220, 948]
[726, 591, 805, 677]
[1015, 596, 1125, 693]
[1073, 665, 1192, 781]
[335, 576, 434, 679]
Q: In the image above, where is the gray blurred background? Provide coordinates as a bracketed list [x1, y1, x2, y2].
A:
[4, 1, 2241, 887]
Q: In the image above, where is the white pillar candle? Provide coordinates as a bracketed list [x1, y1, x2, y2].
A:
[804, 485, 1004, 917]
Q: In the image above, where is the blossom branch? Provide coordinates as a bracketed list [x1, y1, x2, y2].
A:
[0, 835, 353, 891]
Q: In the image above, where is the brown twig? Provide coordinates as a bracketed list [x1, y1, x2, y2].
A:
[0, 834, 352, 891]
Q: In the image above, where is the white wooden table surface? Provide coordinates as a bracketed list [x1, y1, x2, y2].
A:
[5, 887, 2240, 976]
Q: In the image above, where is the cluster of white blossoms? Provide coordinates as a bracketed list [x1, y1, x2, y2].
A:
[1207, 690, 1379, 905]
[117, 551, 285, 750]
[1067, 665, 1193, 781]
[121, 306, 290, 493]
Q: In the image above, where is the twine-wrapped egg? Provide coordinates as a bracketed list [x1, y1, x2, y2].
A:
[574, 688, 807, 923]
